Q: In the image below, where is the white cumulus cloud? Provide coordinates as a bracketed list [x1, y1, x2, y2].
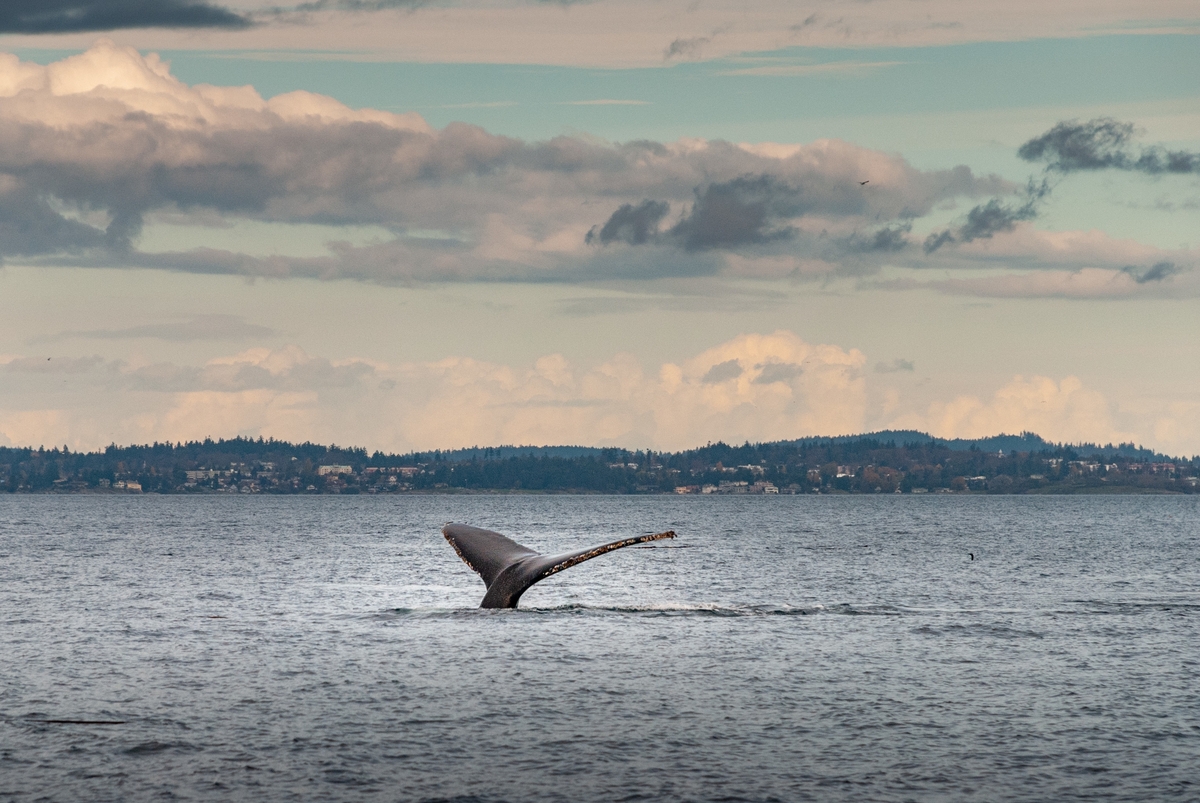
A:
[891, 374, 1133, 446]
[0, 332, 867, 451]
[3, 334, 1196, 454]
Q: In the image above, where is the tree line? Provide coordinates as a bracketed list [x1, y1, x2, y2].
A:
[0, 434, 1195, 494]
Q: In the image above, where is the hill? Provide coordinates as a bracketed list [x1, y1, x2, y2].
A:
[0, 432, 1194, 494]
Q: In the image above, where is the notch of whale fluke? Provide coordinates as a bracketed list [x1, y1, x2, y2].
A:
[442, 522, 676, 609]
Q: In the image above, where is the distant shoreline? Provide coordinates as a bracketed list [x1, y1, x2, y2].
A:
[3, 434, 1195, 496]
[3, 486, 1190, 497]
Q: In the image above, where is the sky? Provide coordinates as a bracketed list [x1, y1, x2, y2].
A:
[0, 0, 1197, 456]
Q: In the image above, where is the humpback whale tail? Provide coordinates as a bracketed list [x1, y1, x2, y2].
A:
[442, 522, 676, 609]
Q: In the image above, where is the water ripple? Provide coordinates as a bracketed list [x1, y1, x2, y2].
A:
[1, 494, 1197, 803]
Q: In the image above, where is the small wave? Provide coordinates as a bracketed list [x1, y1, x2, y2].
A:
[526, 602, 811, 617]
[1064, 600, 1200, 615]
[124, 740, 198, 755]
[912, 622, 1045, 639]
[374, 607, 482, 620]
[8, 712, 130, 729]
[377, 602, 905, 618]
[795, 544, 876, 551]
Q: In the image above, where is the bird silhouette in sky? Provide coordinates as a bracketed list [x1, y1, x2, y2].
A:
[859, 180, 870, 185]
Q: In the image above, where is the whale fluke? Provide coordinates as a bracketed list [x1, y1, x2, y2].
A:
[442, 522, 676, 609]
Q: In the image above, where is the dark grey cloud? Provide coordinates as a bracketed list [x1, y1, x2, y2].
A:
[585, 177, 789, 252]
[668, 175, 800, 251]
[702, 359, 743, 383]
[1123, 261, 1180, 284]
[958, 197, 1037, 241]
[790, 13, 820, 31]
[664, 35, 711, 60]
[874, 358, 914, 373]
[0, 0, 249, 32]
[921, 119, 1197, 257]
[753, 362, 803, 384]
[585, 200, 669, 245]
[34, 315, 277, 344]
[0, 114, 517, 259]
[1018, 118, 1133, 171]
[0, 187, 108, 256]
[586, 166, 935, 258]
[1019, 118, 1200, 174]
[849, 222, 911, 252]
[923, 181, 1047, 254]
[921, 229, 954, 255]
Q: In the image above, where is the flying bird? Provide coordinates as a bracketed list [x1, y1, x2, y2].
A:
[442, 522, 675, 608]
[859, 180, 870, 185]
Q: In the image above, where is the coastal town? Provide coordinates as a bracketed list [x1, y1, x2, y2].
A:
[1, 433, 1195, 495]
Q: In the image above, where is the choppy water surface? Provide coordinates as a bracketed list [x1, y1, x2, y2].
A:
[1, 495, 1198, 802]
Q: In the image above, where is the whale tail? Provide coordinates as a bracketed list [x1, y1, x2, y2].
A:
[442, 522, 676, 609]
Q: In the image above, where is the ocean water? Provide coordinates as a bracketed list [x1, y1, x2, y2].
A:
[1, 495, 1197, 802]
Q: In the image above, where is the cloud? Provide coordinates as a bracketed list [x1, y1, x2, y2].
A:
[0, 347, 374, 395]
[923, 117, 1199, 260]
[1124, 261, 1180, 284]
[0, 42, 1009, 284]
[0, 184, 110, 255]
[588, 158, 994, 258]
[869, 219, 1200, 299]
[0, 3, 1182, 72]
[1018, 118, 1200, 174]
[0, 0, 249, 32]
[850, 223, 911, 253]
[921, 229, 955, 255]
[887, 265, 1192, 300]
[15, 45, 1192, 301]
[1, 355, 106, 374]
[753, 361, 804, 384]
[34, 315, 276, 343]
[957, 196, 1037, 241]
[701, 359, 743, 383]
[663, 35, 712, 61]
[939, 223, 1189, 270]
[4, 334, 1197, 455]
[923, 180, 1048, 254]
[667, 175, 798, 251]
[0, 41, 432, 257]
[0, 331, 869, 451]
[586, 200, 669, 245]
[893, 374, 1133, 447]
[130, 1, 1196, 70]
